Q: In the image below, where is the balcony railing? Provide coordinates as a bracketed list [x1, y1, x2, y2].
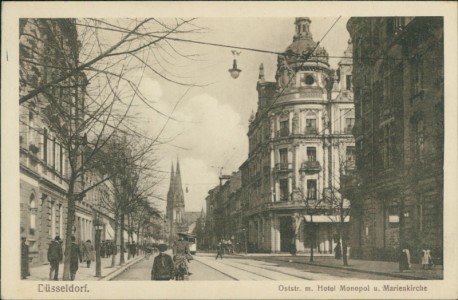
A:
[274, 162, 292, 172]
[300, 161, 321, 173]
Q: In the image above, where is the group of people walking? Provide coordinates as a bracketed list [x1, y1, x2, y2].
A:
[48, 236, 95, 280]
[151, 236, 192, 281]
[399, 244, 435, 272]
[99, 240, 116, 258]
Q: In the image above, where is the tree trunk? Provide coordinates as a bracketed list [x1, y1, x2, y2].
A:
[342, 235, 348, 266]
[120, 212, 125, 265]
[309, 221, 314, 262]
[62, 184, 75, 281]
[111, 209, 119, 268]
[340, 203, 349, 266]
[127, 214, 132, 260]
[136, 226, 141, 255]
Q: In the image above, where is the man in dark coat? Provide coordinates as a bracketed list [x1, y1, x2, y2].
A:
[151, 244, 174, 281]
[70, 236, 81, 281]
[21, 237, 30, 279]
[130, 241, 137, 258]
[47, 236, 63, 280]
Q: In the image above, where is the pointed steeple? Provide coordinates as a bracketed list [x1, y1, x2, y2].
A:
[170, 162, 175, 186]
[174, 157, 184, 203]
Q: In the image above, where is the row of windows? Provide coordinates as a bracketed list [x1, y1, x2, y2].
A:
[278, 179, 317, 201]
[277, 146, 355, 165]
[43, 128, 67, 175]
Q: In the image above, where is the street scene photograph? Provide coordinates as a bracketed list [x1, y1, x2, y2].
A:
[4, 4, 455, 299]
[15, 15, 445, 283]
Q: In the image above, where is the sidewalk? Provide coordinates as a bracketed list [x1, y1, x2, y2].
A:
[200, 250, 443, 280]
[242, 254, 443, 280]
[26, 254, 144, 281]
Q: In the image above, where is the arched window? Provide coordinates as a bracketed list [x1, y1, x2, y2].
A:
[29, 194, 37, 235]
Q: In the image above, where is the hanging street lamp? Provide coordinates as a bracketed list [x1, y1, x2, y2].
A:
[228, 50, 242, 79]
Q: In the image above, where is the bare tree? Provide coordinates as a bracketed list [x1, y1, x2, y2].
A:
[19, 18, 202, 280]
[292, 189, 326, 262]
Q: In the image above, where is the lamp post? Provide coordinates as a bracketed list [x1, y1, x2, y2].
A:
[94, 212, 103, 277]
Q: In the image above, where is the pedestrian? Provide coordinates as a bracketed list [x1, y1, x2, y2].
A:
[106, 241, 112, 258]
[21, 237, 30, 279]
[151, 244, 174, 281]
[82, 240, 95, 268]
[398, 244, 411, 272]
[100, 241, 106, 258]
[130, 241, 137, 258]
[70, 236, 81, 281]
[47, 236, 63, 280]
[216, 242, 223, 260]
[421, 245, 433, 269]
[334, 242, 342, 259]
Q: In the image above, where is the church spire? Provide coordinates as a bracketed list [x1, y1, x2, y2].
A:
[170, 162, 175, 186]
[174, 157, 184, 202]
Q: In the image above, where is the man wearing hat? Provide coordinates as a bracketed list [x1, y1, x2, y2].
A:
[21, 237, 30, 279]
[47, 236, 63, 280]
[151, 244, 174, 281]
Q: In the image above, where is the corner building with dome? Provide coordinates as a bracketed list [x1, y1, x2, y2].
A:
[240, 18, 355, 254]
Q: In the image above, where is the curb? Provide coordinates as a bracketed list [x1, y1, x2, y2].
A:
[302, 261, 427, 280]
[271, 258, 441, 280]
[99, 256, 145, 281]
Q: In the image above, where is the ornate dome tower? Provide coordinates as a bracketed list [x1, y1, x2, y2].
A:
[276, 17, 333, 95]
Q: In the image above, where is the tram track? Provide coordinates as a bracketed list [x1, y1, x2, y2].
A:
[194, 256, 311, 280]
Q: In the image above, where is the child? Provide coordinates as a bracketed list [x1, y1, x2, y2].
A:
[151, 244, 174, 281]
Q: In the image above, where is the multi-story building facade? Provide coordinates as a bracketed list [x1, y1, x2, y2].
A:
[19, 19, 116, 266]
[204, 171, 241, 248]
[241, 17, 355, 253]
[347, 17, 444, 262]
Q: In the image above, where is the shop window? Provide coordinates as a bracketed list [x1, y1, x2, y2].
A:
[388, 204, 399, 228]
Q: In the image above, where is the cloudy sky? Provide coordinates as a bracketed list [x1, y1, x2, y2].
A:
[132, 17, 351, 213]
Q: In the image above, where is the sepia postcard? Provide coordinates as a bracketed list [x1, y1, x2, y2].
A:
[2, 1, 457, 299]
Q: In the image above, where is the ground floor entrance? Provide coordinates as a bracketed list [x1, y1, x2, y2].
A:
[279, 217, 293, 252]
[248, 212, 348, 254]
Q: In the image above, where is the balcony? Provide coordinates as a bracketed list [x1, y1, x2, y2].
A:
[268, 201, 306, 210]
[274, 162, 292, 173]
[300, 161, 321, 173]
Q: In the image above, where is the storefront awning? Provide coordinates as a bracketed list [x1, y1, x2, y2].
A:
[105, 222, 115, 239]
[303, 215, 350, 223]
